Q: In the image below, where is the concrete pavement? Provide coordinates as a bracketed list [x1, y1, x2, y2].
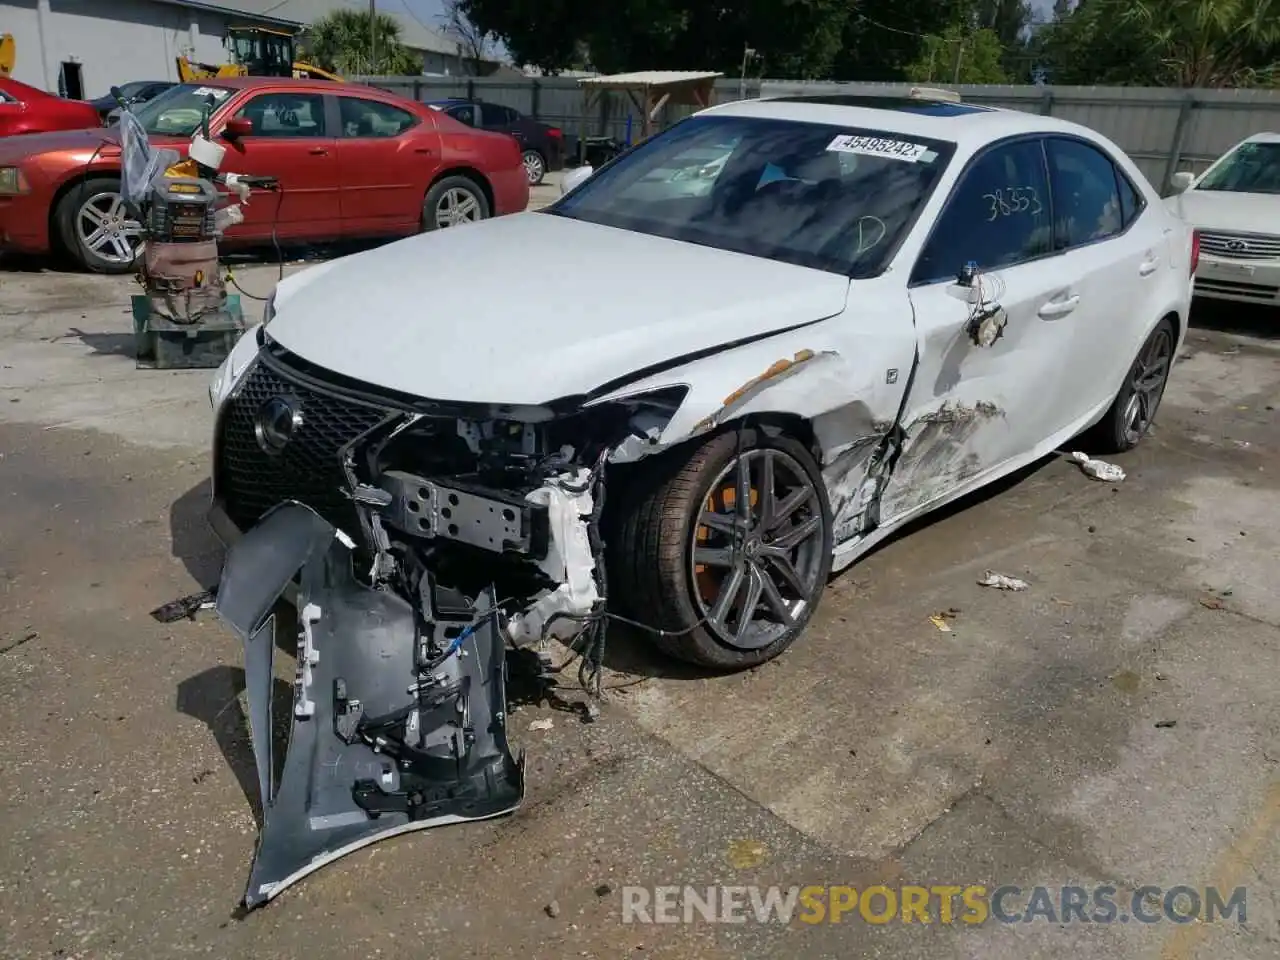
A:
[0, 249, 1277, 959]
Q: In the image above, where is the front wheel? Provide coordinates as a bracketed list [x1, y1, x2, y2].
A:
[1085, 316, 1176, 454]
[421, 176, 490, 232]
[55, 176, 144, 274]
[609, 428, 833, 669]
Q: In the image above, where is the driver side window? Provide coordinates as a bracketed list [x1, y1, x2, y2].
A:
[232, 92, 327, 138]
[912, 139, 1053, 284]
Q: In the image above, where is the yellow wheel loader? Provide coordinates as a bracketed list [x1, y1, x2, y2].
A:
[0, 33, 15, 78]
[176, 27, 342, 84]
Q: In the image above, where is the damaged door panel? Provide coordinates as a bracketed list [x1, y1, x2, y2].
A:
[216, 501, 523, 909]
[879, 137, 1077, 522]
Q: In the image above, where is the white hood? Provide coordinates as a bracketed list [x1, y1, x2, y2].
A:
[265, 212, 851, 406]
[1165, 188, 1280, 235]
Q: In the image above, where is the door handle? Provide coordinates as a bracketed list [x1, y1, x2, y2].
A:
[414, 146, 433, 154]
[1139, 257, 1160, 276]
[1038, 295, 1080, 319]
[309, 146, 328, 155]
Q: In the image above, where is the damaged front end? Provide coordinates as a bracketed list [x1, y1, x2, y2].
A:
[211, 346, 682, 907]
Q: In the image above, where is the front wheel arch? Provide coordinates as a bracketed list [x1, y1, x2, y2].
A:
[604, 422, 834, 670]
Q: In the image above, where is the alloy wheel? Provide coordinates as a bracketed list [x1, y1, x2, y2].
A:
[1121, 325, 1173, 445]
[434, 188, 482, 228]
[687, 447, 827, 651]
[523, 150, 544, 184]
[77, 192, 143, 264]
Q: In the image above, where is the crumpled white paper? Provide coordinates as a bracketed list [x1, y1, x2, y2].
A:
[1069, 451, 1126, 483]
[978, 571, 1029, 591]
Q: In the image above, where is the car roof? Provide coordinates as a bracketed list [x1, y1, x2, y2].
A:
[195, 76, 364, 94]
[0, 76, 53, 99]
[702, 95, 1103, 149]
[1244, 131, 1280, 144]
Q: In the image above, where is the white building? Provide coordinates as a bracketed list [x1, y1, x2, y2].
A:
[0, 0, 503, 98]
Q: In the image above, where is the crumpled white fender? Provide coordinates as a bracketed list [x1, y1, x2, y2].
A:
[506, 469, 600, 646]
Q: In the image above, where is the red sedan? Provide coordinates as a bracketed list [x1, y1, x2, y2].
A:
[0, 76, 102, 138]
[0, 77, 529, 272]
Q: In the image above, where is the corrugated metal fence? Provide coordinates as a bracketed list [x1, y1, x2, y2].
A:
[357, 75, 1280, 193]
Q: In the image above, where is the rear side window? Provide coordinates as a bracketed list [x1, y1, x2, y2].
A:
[339, 97, 418, 137]
[447, 104, 475, 126]
[1116, 168, 1145, 227]
[1046, 138, 1125, 249]
[482, 104, 517, 126]
[912, 139, 1053, 284]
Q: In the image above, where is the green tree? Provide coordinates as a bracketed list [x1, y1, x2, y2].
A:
[906, 25, 1010, 84]
[461, 0, 851, 78]
[305, 9, 422, 76]
[1044, 0, 1280, 86]
[831, 0, 974, 81]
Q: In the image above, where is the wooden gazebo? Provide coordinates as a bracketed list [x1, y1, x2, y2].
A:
[578, 70, 724, 141]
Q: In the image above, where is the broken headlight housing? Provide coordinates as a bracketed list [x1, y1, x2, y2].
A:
[208, 323, 263, 410]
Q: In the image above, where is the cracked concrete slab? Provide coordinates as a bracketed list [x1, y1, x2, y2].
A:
[0, 267, 1277, 959]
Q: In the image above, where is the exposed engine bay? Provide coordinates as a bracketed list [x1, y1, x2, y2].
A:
[210, 342, 687, 907]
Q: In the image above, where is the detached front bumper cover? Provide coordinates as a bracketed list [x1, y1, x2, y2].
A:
[216, 502, 524, 909]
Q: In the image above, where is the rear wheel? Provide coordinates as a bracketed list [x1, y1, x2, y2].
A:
[609, 428, 833, 669]
[421, 176, 489, 232]
[1085, 316, 1176, 454]
[522, 149, 546, 186]
[55, 176, 144, 274]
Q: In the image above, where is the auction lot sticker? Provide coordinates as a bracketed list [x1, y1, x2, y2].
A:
[827, 134, 929, 162]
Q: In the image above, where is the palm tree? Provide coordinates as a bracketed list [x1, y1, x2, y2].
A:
[305, 9, 422, 76]
[1050, 0, 1280, 87]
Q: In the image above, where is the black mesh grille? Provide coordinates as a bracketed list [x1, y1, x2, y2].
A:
[216, 357, 396, 535]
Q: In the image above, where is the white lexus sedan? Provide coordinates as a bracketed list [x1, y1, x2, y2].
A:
[1165, 132, 1280, 306]
[205, 93, 1195, 906]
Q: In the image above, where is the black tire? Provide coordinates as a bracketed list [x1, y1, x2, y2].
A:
[421, 175, 490, 232]
[1084, 316, 1177, 454]
[55, 176, 143, 274]
[522, 149, 546, 186]
[608, 427, 834, 670]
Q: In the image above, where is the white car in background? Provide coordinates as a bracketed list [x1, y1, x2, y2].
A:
[206, 92, 1196, 907]
[1166, 132, 1280, 306]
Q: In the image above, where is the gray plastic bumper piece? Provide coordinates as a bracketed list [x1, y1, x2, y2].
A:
[214, 502, 524, 909]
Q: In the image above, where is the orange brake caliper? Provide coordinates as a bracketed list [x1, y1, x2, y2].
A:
[694, 483, 759, 605]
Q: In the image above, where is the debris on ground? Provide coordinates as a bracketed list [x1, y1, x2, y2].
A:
[545, 900, 561, 918]
[726, 839, 769, 869]
[1199, 595, 1226, 610]
[528, 718, 554, 732]
[978, 571, 1029, 591]
[929, 609, 960, 632]
[1069, 451, 1126, 483]
[1154, 720, 1177, 729]
[150, 590, 215, 623]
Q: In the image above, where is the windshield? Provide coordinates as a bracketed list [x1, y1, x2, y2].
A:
[115, 81, 152, 100]
[546, 114, 956, 276]
[131, 83, 234, 137]
[1197, 141, 1280, 195]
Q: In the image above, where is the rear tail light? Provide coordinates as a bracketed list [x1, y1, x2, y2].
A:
[547, 127, 563, 142]
[1190, 230, 1201, 275]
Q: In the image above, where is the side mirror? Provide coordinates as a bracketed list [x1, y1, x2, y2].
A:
[222, 116, 253, 140]
[560, 164, 593, 195]
[1170, 171, 1195, 193]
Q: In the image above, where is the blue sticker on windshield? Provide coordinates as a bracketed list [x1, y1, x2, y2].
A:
[757, 162, 790, 188]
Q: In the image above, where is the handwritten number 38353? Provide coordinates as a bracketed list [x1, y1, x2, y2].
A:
[983, 187, 1043, 220]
